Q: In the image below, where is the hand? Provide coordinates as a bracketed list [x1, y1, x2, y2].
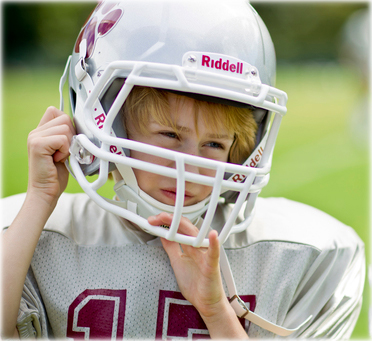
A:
[27, 106, 75, 207]
[148, 213, 248, 338]
[148, 213, 227, 318]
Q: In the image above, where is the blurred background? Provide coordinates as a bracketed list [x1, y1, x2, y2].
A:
[1, 1, 370, 338]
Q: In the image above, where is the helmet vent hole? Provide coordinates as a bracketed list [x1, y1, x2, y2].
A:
[70, 87, 77, 114]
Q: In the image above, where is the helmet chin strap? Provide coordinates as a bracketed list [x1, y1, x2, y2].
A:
[114, 163, 210, 224]
[115, 163, 139, 194]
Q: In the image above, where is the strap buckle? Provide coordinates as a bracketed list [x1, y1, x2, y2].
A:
[229, 294, 249, 319]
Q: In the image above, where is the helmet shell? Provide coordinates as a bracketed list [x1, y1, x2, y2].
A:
[69, 0, 276, 107]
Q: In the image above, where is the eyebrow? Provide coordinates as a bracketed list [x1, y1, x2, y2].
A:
[174, 125, 232, 140]
[206, 133, 232, 140]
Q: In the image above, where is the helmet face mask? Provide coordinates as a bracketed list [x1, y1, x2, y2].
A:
[61, 0, 287, 247]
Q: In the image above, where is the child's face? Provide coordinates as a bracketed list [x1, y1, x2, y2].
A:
[127, 93, 234, 206]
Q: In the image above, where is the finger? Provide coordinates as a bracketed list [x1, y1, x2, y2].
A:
[50, 135, 72, 163]
[148, 212, 173, 227]
[38, 107, 68, 127]
[148, 213, 199, 237]
[178, 217, 199, 237]
[29, 116, 76, 165]
[207, 230, 220, 267]
[160, 237, 183, 260]
[30, 124, 75, 145]
[53, 149, 69, 163]
[149, 214, 184, 259]
[29, 121, 74, 161]
[29, 134, 71, 163]
[35, 114, 75, 137]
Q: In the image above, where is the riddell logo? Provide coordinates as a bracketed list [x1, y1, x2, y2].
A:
[201, 55, 243, 74]
[232, 146, 264, 183]
[94, 111, 122, 156]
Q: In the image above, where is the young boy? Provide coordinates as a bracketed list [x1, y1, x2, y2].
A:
[2, 1, 365, 339]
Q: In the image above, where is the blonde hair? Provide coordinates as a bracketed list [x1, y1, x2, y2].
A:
[121, 86, 257, 164]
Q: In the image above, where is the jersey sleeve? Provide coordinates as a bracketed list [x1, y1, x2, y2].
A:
[16, 268, 49, 339]
[1, 194, 48, 338]
[284, 233, 365, 338]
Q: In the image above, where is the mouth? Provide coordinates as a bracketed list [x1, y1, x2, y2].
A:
[160, 188, 194, 203]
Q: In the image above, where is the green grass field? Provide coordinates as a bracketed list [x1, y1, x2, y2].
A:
[1, 64, 369, 338]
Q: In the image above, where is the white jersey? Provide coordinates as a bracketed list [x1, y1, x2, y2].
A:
[1, 193, 365, 339]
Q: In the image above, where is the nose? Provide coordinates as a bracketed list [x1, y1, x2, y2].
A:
[184, 162, 200, 174]
[179, 141, 201, 174]
[180, 142, 215, 177]
[183, 159, 216, 179]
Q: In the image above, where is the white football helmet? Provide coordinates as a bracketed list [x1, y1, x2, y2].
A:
[60, 0, 287, 247]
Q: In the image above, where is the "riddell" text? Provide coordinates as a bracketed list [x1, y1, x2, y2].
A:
[231, 146, 264, 182]
[201, 55, 243, 74]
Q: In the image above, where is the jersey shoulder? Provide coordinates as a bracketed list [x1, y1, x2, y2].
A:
[1, 192, 155, 246]
[1, 192, 26, 229]
[246, 197, 363, 251]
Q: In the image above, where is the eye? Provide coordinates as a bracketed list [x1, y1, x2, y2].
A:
[206, 141, 224, 149]
[161, 131, 179, 139]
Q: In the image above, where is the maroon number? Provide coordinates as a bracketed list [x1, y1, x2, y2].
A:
[156, 290, 256, 339]
[66, 289, 126, 339]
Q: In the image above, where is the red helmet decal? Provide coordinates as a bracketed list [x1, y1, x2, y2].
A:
[98, 9, 122, 36]
[74, 2, 123, 58]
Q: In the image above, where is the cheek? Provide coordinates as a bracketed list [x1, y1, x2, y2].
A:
[130, 151, 173, 191]
[132, 168, 152, 189]
[196, 168, 216, 196]
[195, 184, 214, 203]
[199, 166, 217, 178]
[130, 149, 147, 162]
[130, 149, 171, 166]
[202, 185, 213, 195]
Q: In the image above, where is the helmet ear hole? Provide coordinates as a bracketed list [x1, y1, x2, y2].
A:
[69, 87, 77, 114]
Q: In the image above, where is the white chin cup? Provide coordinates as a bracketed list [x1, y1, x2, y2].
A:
[113, 179, 211, 224]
